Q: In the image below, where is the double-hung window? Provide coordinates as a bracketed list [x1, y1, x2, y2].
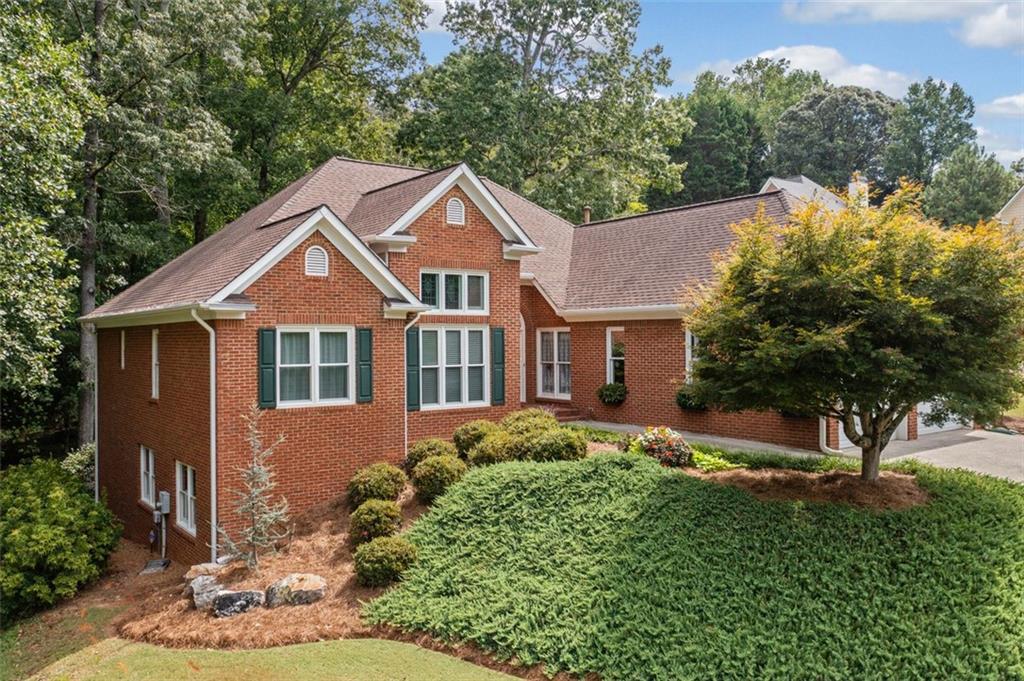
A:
[278, 327, 355, 406]
[420, 326, 488, 408]
[139, 446, 156, 507]
[151, 329, 159, 399]
[420, 270, 488, 314]
[175, 462, 196, 535]
[538, 328, 571, 398]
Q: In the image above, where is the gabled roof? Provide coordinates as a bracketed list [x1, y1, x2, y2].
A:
[760, 175, 845, 212]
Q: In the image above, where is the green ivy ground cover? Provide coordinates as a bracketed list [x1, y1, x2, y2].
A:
[366, 453, 1024, 680]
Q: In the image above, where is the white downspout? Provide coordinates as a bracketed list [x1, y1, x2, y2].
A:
[403, 312, 425, 460]
[94, 363, 99, 502]
[191, 308, 218, 562]
[819, 416, 845, 456]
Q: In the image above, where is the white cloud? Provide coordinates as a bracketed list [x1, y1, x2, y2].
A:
[980, 93, 1024, 116]
[976, 125, 1023, 167]
[423, 1, 448, 33]
[781, 1, 1023, 50]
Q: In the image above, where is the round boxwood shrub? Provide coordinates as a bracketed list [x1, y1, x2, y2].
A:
[0, 459, 121, 619]
[675, 385, 707, 411]
[468, 430, 531, 466]
[405, 438, 457, 472]
[354, 535, 417, 587]
[452, 419, 499, 458]
[597, 382, 628, 406]
[349, 499, 402, 545]
[524, 427, 588, 462]
[501, 408, 559, 435]
[411, 455, 468, 502]
[348, 463, 407, 509]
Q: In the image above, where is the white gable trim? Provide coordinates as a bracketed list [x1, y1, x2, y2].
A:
[996, 184, 1024, 221]
[209, 206, 421, 309]
[380, 164, 540, 250]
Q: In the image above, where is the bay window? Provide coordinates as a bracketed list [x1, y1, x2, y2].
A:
[420, 326, 488, 408]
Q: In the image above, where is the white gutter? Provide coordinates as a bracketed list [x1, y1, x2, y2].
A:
[190, 308, 218, 562]
[403, 312, 425, 461]
[819, 417, 845, 456]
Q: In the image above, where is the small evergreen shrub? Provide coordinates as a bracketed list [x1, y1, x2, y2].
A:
[452, 419, 500, 458]
[354, 536, 417, 587]
[0, 459, 121, 619]
[348, 463, 407, 509]
[675, 385, 707, 411]
[628, 426, 694, 468]
[597, 383, 628, 406]
[524, 428, 588, 462]
[692, 450, 744, 472]
[468, 431, 519, 465]
[405, 438, 457, 472]
[349, 499, 402, 545]
[412, 455, 468, 502]
[501, 408, 559, 435]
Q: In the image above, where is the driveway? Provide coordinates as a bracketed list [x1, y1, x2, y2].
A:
[879, 428, 1023, 483]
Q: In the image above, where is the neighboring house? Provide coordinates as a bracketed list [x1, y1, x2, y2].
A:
[996, 184, 1024, 229]
[759, 175, 847, 212]
[84, 158, 959, 565]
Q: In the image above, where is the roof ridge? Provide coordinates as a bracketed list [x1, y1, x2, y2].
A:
[480, 177, 577, 229]
[575, 190, 785, 228]
[333, 156, 431, 172]
[357, 163, 462, 197]
[266, 158, 344, 225]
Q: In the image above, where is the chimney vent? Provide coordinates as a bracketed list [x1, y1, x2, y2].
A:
[582, 205, 592, 224]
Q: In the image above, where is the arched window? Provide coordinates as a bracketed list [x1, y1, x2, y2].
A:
[304, 245, 328, 276]
[446, 197, 465, 225]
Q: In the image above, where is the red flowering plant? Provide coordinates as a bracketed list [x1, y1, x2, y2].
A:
[627, 426, 694, 468]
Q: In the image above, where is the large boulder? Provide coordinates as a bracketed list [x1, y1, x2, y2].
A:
[212, 590, 265, 618]
[265, 573, 327, 608]
[184, 562, 224, 580]
[186, 575, 222, 611]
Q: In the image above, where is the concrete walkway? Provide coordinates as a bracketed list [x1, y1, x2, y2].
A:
[576, 420, 1024, 483]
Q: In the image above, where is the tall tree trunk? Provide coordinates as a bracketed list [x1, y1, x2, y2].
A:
[78, 0, 107, 446]
[192, 206, 207, 244]
[258, 160, 269, 195]
[860, 440, 881, 482]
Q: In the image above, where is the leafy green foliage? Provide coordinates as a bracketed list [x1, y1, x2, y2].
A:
[354, 536, 417, 587]
[675, 385, 707, 411]
[923, 143, 1021, 227]
[596, 382, 628, 406]
[726, 57, 824, 142]
[348, 463, 407, 509]
[500, 408, 559, 435]
[349, 499, 402, 545]
[524, 428, 588, 462]
[627, 426, 693, 467]
[60, 442, 96, 492]
[687, 186, 1024, 478]
[405, 438, 458, 472]
[411, 455, 468, 503]
[367, 453, 1024, 679]
[0, 459, 121, 620]
[452, 420, 500, 458]
[467, 431, 520, 466]
[690, 449, 742, 472]
[563, 424, 630, 447]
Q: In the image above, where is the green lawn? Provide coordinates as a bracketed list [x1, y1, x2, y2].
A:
[1, 606, 124, 681]
[30, 638, 514, 681]
[1009, 397, 1024, 419]
[367, 452, 1024, 680]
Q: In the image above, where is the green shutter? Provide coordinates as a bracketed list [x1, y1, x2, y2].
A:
[356, 328, 373, 403]
[491, 327, 505, 406]
[406, 327, 420, 412]
[258, 328, 276, 408]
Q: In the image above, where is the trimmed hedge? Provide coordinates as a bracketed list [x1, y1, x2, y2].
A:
[452, 420, 499, 458]
[348, 463, 407, 509]
[0, 459, 121, 619]
[349, 499, 402, 545]
[469, 427, 586, 465]
[405, 438, 457, 472]
[468, 431, 520, 466]
[501, 408, 559, 435]
[354, 536, 417, 587]
[412, 455, 468, 503]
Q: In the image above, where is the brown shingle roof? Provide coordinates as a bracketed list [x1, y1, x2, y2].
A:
[345, 165, 461, 236]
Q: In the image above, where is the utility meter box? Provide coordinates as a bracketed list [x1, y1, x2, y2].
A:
[158, 490, 171, 515]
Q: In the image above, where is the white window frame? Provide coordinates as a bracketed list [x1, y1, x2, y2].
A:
[150, 329, 159, 399]
[139, 445, 156, 507]
[120, 330, 126, 370]
[175, 461, 197, 536]
[606, 326, 625, 384]
[419, 324, 489, 410]
[304, 245, 329, 276]
[445, 197, 466, 225]
[537, 327, 571, 399]
[685, 329, 700, 384]
[276, 326, 356, 408]
[419, 269, 489, 315]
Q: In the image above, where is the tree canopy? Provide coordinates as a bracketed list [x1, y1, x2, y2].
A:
[924, 144, 1021, 227]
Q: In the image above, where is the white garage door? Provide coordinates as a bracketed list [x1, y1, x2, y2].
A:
[917, 401, 965, 435]
[837, 415, 909, 449]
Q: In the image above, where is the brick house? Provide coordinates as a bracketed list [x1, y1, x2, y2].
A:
[84, 160, 960, 564]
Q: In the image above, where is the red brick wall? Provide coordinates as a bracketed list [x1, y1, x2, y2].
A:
[520, 283, 820, 451]
[97, 324, 211, 566]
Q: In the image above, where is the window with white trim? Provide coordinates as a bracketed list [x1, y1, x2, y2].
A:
[139, 446, 156, 507]
[175, 461, 196, 535]
[420, 326, 488, 408]
[277, 326, 355, 406]
[150, 329, 159, 399]
[120, 330, 126, 369]
[537, 328, 571, 398]
[446, 197, 465, 225]
[420, 270, 488, 314]
[685, 329, 700, 383]
[606, 327, 625, 384]
[304, 245, 328, 276]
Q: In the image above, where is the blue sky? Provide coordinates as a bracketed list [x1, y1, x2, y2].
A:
[420, 1, 1024, 165]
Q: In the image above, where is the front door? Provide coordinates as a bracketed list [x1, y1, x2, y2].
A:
[537, 328, 571, 399]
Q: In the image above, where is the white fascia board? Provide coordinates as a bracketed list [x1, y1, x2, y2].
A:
[380, 164, 540, 250]
[84, 302, 255, 329]
[364, 234, 418, 251]
[561, 304, 683, 322]
[503, 243, 544, 260]
[384, 301, 433, 319]
[209, 207, 421, 308]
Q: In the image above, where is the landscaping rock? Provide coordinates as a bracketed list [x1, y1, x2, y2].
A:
[184, 562, 224, 580]
[215, 554, 236, 566]
[265, 573, 327, 608]
[212, 590, 265, 617]
[187, 575, 222, 611]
